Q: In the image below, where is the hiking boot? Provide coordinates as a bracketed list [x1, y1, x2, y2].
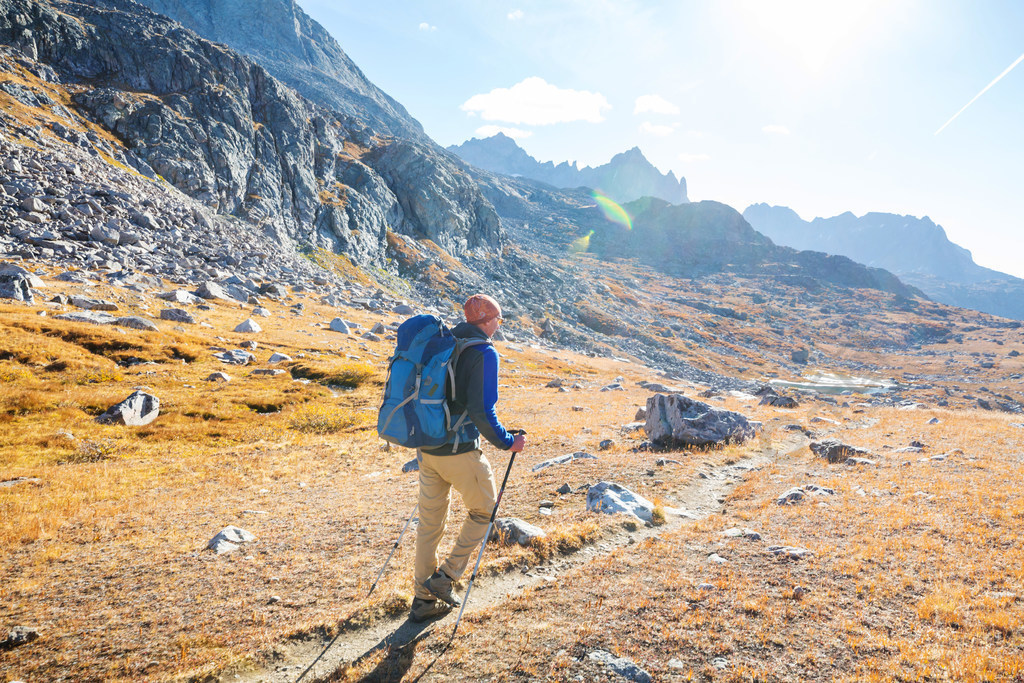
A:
[422, 569, 462, 607]
[409, 597, 451, 623]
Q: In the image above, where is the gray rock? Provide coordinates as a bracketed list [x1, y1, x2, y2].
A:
[586, 481, 655, 522]
[810, 439, 873, 463]
[89, 224, 120, 245]
[55, 270, 93, 283]
[114, 316, 159, 331]
[532, 451, 597, 472]
[195, 281, 239, 301]
[240, 340, 258, 350]
[393, 304, 415, 315]
[330, 318, 351, 333]
[207, 525, 254, 554]
[791, 348, 810, 364]
[251, 368, 285, 376]
[598, 439, 615, 450]
[362, 332, 381, 342]
[54, 311, 117, 325]
[588, 650, 652, 683]
[268, 352, 292, 363]
[846, 457, 878, 466]
[767, 545, 812, 560]
[2, 625, 40, 649]
[760, 393, 799, 408]
[0, 276, 33, 302]
[545, 378, 563, 388]
[708, 553, 729, 564]
[96, 390, 160, 426]
[252, 307, 271, 317]
[205, 372, 231, 382]
[777, 487, 806, 505]
[234, 318, 262, 333]
[215, 349, 256, 365]
[634, 406, 647, 421]
[157, 289, 203, 305]
[70, 296, 118, 311]
[491, 517, 546, 546]
[645, 394, 761, 448]
[160, 308, 196, 324]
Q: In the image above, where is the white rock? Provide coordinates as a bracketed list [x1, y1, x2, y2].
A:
[234, 318, 262, 333]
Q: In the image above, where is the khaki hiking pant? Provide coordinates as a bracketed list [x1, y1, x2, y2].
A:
[414, 448, 497, 600]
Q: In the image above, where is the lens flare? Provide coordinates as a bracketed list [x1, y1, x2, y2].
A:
[592, 191, 632, 230]
[570, 230, 594, 253]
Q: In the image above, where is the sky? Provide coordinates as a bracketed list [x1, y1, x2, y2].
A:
[300, 1, 1024, 278]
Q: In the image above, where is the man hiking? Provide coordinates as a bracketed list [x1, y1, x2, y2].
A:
[410, 293, 526, 623]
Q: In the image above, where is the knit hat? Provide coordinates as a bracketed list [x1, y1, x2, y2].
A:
[464, 294, 502, 326]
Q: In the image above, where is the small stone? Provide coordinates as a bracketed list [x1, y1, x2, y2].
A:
[598, 439, 615, 451]
[708, 553, 729, 564]
[268, 353, 292, 363]
[205, 372, 231, 382]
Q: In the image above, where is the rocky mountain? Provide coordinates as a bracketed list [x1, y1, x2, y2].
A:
[136, 0, 426, 141]
[743, 204, 1024, 320]
[0, 0, 500, 268]
[448, 133, 689, 206]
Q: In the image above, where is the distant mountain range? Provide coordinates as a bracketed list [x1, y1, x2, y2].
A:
[743, 204, 1024, 320]
[448, 133, 689, 206]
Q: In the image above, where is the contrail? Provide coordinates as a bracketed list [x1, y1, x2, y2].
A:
[935, 51, 1024, 135]
[937, 52, 1024, 135]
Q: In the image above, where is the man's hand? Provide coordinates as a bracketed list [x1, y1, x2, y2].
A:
[510, 433, 526, 452]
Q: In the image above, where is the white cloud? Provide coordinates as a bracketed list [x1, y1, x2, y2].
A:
[762, 124, 791, 135]
[634, 94, 680, 115]
[507, 9, 524, 20]
[678, 153, 711, 163]
[418, 22, 437, 32]
[475, 125, 533, 140]
[461, 77, 611, 125]
[639, 121, 674, 136]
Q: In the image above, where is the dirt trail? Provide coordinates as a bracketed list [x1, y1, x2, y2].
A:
[226, 434, 805, 683]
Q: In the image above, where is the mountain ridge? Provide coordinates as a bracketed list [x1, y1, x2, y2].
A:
[743, 203, 1024, 320]
[448, 132, 690, 206]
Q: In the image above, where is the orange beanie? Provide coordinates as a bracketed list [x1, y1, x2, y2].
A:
[463, 294, 502, 326]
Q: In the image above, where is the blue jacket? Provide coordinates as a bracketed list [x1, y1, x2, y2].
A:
[421, 322, 514, 455]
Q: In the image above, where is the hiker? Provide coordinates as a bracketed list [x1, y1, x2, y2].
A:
[410, 294, 526, 622]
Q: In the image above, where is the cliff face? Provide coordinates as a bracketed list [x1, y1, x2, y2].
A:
[744, 203, 1024, 319]
[0, 0, 501, 265]
[449, 133, 689, 206]
[136, 0, 427, 142]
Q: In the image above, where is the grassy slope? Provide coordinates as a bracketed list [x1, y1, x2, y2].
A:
[0, 263, 1022, 682]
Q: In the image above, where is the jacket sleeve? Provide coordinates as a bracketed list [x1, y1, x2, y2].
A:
[461, 345, 514, 449]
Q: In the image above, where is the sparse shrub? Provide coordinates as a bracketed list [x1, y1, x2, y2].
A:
[651, 505, 666, 526]
[65, 438, 119, 463]
[290, 360, 377, 388]
[288, 404, 366, 434]
[75, 369, 124, 384]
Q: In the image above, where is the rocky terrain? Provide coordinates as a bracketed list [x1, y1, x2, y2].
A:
[744, 203, 1024, 320]
[449, 132, 690, 206]
[1, 1, 1023, 681]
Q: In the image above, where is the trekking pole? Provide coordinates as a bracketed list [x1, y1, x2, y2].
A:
[367, 502, 419, 599]
[449, 429, 526, 640]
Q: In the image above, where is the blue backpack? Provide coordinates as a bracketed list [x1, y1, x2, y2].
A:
[377, 315, 488, 449]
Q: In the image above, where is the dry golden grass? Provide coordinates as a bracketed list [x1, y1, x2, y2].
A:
[1, 259, 1022, 682]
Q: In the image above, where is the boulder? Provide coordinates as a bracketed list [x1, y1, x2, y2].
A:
[759, 393, 799, 408]
[160, 308, 196, 324]
[157, 289, 203, 305]
[195, 281, 242, 302]
[114, 316, 159, 332]
[215, 349, 256, 365]
[95, 390, 160, 426]
[268, 353, 292, 363]
[791, 348, 810, 364]
[645, 394, 761, 448]
[393, 304, 416, 315]
[55, 270, 93, 283]
[330, 318, 351, 333]
[586, 481, 655, 523]
[1, 625, 40, 650]
[491, 517, 547, 546]
[810, 439, 872, 464]
[532, 451, 598, 472]
[0, 276, 33, 302]
[207, 525, 255, 554]
[70, 296, 118, 311]
[252, 307, 271, 317]
[205, 372, 231, 382]
[234, 318, 262, 333]
[54, 311, 116, 325]
[588, 650, 652, 683]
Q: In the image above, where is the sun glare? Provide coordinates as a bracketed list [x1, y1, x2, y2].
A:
[732, 0, 891, 75]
